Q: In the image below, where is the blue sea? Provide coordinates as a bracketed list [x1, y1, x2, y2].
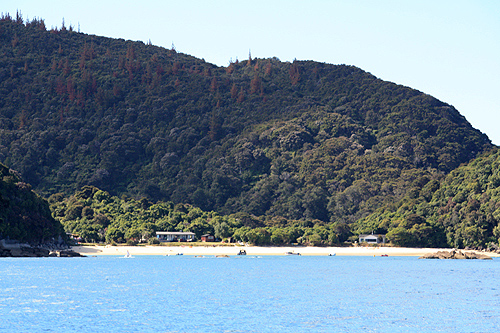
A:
[1, 255, 499, 332]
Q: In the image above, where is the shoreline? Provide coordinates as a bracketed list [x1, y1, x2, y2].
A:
[72, 244, 500, 257]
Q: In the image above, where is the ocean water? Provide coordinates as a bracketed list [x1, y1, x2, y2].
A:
[1, 255, 499, 333]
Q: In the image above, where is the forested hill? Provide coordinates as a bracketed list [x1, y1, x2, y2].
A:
[0, 15, 493, 225]
[0, 163, 64, 243]
[354, 148, 500, 250]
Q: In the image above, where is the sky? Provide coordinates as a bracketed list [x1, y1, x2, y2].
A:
[4, 0, 500, 145]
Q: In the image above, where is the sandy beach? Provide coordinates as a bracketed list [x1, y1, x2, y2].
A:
[72, 244, 500, 257]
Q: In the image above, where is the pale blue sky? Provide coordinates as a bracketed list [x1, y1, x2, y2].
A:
[4, 0, 500, 145]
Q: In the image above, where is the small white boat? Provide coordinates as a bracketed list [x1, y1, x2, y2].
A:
[124, 250, 133, 258]
[328, 253, 336, 256]
[285, 251, 301, 256]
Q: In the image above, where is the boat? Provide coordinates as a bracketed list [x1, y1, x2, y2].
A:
[123, 250, 133, 258]
[381, 254, 389, 257]
[237, 249, 247, 255]
[328, 253, 336, 256]
[285, 251, 301, 256]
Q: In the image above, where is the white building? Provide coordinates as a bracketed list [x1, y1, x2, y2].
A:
[156, 231, 195, 242]
[359, 234, 386, 244]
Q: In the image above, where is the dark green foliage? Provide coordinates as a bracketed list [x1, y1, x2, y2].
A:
[53, 186, 351, 245]
[0, 16, 494, 245]
[355, 149, 500, 249]
[0, 163, 64, 243]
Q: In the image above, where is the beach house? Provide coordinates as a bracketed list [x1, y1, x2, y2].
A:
[358, 233, 386, 244]
[156, 231, 195, 242]
[201, 234, 215, 242]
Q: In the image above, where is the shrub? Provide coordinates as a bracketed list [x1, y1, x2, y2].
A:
[148, 237, 160, 245]
[126, 239, 138, 246]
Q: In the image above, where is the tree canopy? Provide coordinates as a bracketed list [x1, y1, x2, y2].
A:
[0, 163, 64, 243]
[0, 14, 497, 248]
[355, 149, 500, 250]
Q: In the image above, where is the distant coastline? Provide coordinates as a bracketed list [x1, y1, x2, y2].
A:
[73, 244, 500, 257]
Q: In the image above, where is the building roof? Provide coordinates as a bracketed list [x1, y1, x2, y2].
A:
[156, 231, 195, 235]
[359, 234, 386, 238]
[201, 234, 213, 237]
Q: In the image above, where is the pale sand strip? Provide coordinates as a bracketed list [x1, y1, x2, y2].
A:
[73, 245, 500, 257]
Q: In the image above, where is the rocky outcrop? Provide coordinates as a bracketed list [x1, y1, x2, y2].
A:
[419, 249, 492, 260]
[54, 249, 86, 257]
[0, 240, 50, 257]
[0, 239, 85, 257]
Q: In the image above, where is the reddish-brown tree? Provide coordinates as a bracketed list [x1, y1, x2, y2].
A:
[210, 77, 218, 92]
[250, 75, 261, 94]
[289, 61, 300, 85]
[63, 59, 70, 75]
[230, 84, 238, 99]
[265, 62, 272, 76]
[67, 77, 76, 101]
[11, 34, 18, 48]
[237, 87, 245, 103]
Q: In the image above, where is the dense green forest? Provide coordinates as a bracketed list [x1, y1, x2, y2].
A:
[1, 13, 498, 247]
[0, 162, 64, 243]
[355, 148, 500, 250]
[50, 185, 350, 246]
